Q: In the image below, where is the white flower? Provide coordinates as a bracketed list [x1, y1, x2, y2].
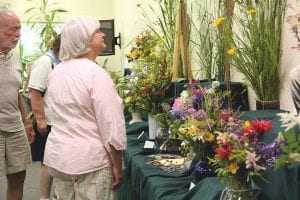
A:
[277, 113, 300, 131]
[181, 141, 186, 147]
[180, 90, 189, 99]
[245, 150, 266, 171]
[211, 81, 220, 89]
[124, 90, 130, 95]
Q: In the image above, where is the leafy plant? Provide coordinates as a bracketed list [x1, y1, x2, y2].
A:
[276, 130, 300, 167]
[276, 112, 300, 168]
[24, 0, 67, 52]
[191, 0, 224, 81]
[230, 0, 287, 101]
[122, 30, 173, 114]
[138, 0, 177, 59]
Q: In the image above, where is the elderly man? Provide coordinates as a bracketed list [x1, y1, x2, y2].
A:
[0, 7, 35, 200]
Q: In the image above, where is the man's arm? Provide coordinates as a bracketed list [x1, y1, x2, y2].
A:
[29, 88, 47, 134]
[18, 93, 35, 144]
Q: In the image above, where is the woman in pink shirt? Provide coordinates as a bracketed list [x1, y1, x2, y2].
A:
[44, 16, 127, 199]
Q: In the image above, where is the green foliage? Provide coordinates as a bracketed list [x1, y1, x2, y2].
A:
[122, 30, 173, 114]
[108, 70, 124, 91]
[24, 0, 67, 52]
[19, 42, 41, 72]
[137, 0, 177, 66]
[276, 130, 300, 168]
[231, 0, 286, 101]
[191, 0, 222, 81]
[154, 102, 173, 136]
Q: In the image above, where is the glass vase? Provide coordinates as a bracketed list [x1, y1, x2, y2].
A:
[220, 177, 256, 200]
[148, 115, 159, 139]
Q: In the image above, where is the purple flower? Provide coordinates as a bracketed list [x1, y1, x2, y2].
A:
[193, 109, 208, 120]
[253, 140, 283, 169]
[193, 94, 203, 110]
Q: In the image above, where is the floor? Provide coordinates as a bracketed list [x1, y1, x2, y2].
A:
[0, 162, 54, 200]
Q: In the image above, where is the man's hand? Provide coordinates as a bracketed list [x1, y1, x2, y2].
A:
[36, 118, 47, 135]
[24, 121, 35, 144]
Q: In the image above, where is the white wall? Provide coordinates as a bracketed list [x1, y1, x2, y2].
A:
[2, 0, 299, 112]
[114, 0, 160, 71]
[280, 0, 300, 113]
[1, 0, 117, 70]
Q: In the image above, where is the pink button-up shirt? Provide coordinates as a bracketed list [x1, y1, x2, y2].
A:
[44, 58, 126, 175]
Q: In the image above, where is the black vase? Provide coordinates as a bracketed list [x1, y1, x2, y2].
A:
[193, 159, 215, 183]
[256, 99, 280, 110]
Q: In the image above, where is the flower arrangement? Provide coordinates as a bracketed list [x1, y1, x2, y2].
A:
[127, 30, 164, 62]
[123, 30, 173, 115]
[170, 81, 237, 159]
[228, 0, 286, 102]
[276, 113, 300, 166]
[209, 119, 283, 190]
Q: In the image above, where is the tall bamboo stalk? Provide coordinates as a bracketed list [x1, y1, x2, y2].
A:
[172, 0, 192, 81]
[220, 0, 235, 107]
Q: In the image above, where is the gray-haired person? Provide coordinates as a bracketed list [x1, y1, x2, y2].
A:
[44, 16, 127, 199]
[0, 7, 35, 200]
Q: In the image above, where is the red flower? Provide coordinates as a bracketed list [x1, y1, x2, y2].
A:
[242, 127, 256, 137]
[251, 120, 272, 134]
[215, 145, 232, 159]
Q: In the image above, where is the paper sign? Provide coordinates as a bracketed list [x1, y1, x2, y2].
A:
[189, 182, 196, 191]
[144, 140, 155, 149]
[185, 160, 192, 170]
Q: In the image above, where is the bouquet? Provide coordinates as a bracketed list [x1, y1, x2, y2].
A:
[170, 81, 237, 159]
[123, 30, 172, 115]
[210, 119, 283, 192]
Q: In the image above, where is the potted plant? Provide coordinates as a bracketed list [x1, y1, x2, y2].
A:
[191, 0, 224, 81]
[229, 0, 286, 109]
[21, 0, 67, 110]
[138, 0, 191, 97]
[24, 0, 67, 52]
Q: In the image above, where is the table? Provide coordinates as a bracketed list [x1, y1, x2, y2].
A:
[117, 110, 300, 200]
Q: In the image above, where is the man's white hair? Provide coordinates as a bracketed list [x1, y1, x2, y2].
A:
[0, 7, 15, 26]
[59, 16, 100, 61]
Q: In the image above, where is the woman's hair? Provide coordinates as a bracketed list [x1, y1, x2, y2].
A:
[59, 16, 100, 61]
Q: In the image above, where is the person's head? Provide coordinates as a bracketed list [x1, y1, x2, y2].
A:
[51, 33, 61, 58]
[0, 8, 21, 53]
[59, 16, 106, 61]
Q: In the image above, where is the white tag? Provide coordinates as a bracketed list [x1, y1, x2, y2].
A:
[137, 131, 145, 140]
[185, 160, 192, 169]
[189, 182, 196, 191]
[144, 140, 155, 149]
